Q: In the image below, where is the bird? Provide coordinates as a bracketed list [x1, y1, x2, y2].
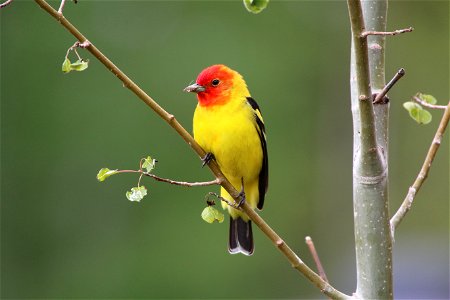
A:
[184, 64, 268, 256]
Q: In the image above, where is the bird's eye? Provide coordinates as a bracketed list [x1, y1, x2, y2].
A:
[211, 79, 220, 86]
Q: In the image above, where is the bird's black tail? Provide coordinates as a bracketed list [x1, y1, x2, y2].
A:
[228, 216, 254, 256]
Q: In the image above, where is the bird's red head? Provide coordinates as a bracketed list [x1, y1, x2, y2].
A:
[184, 64, 249, 107]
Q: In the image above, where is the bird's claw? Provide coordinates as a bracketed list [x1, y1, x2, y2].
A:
[201, 152, 215, 167]
[236, 180, 246, 208]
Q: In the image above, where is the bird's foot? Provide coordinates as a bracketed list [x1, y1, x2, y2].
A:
[201, 152, 215, 167]
[236, 178, 246, 208]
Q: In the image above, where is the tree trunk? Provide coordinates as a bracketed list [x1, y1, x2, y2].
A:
[348, 0, 393, 298]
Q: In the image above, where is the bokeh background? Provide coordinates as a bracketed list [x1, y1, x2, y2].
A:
[2, 1, 448, 299]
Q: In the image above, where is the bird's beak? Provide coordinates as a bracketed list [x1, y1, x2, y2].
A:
[183, 83, 206, 93]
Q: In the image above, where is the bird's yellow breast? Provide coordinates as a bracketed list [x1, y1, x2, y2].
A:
[194, 100, 262, 180]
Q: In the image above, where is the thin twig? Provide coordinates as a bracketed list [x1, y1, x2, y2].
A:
[413, 96, 447, 110]
[58, 0, 77, 14]
[137, 172, 144, 187]
[32, 1, 353, 298]
[361, 27, 413, 38]
[57, 0, 65, 14]
[0, 0, 13, 9]
[373, 68, 405, 104]
[146, 173, 220, 187]
[391, 101, 450, 235]
[116, 170, 221, 187]
[73, 48, 82, 60]
[305, 236, 329, 283]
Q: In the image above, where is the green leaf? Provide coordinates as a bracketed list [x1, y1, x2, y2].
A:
[403, 102, 432, 124]
[126, 186, 147, 202]
[418, 93, 437, 105]
[142, 156, 157, 173]
[201, 206, 224, 224]
[62, 57, 71, 73]
[243, 0, 269, 14]
[97, 168, 118, 182]
[416, 109, 432, 124]
[70, 59, 89, 72]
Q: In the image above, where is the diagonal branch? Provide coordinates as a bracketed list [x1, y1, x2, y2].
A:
[33, 0, 352, 298]
[390, 101, 450, 234]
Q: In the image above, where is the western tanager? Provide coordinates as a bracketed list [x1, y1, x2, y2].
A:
[184, 64, 268, 256]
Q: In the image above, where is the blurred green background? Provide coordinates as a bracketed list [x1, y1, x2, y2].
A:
[1, 1, 448, 299]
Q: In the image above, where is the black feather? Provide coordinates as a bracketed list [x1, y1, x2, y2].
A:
[246, 97, 268, 210]
[228, 217, 254, 255]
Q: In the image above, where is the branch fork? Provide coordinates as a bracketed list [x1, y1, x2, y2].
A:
[58, 0, 76, 14]
[65, 40, 91, 61]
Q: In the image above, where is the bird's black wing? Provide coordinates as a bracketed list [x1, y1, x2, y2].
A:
[246, 97, 268, 210]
